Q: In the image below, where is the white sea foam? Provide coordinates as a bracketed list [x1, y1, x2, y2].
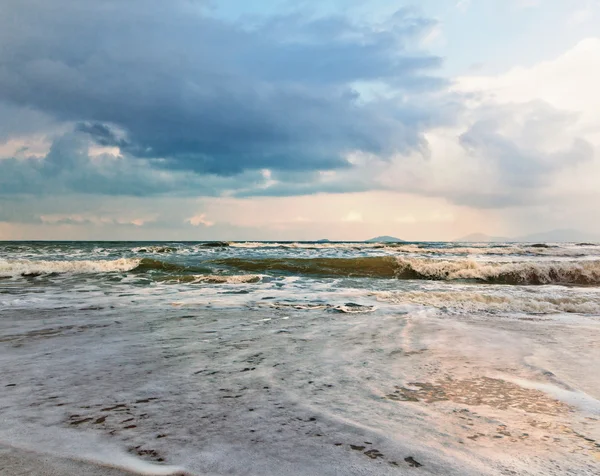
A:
[394, 256, 600, 284]
[226, 242, 600, 257]
[191, 274, 262, 284]
[374, 289, 600, 314]
[0, 258, 141, 278]
[390, 245, 596, 257]
[2, 269, 599, 475]
[0, 428, 186, 476]
[131, 245, 178, 254]
[2, 241, 600, 475]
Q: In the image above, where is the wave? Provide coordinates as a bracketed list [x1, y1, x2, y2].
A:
[132, 243, 229, 254]
[157, 274, 262, 284]
[132, 246, 178, 254]
[373, 290, 600, 314]
[213, 256, 600, 285]
[228, 242, 385, 250]
[225, 241, 599, 256]
[389, 244, 596, 257]
[0, 258, 259, 285]
[257, 301, 375, 313]
[132, 258, 188, 273]
[395, 257, 600, 285]
[4, 255, 600, 286]
[213, 257, 400, 278]
[0, 258, 141, 277]
[200, 241, 230, 248]
[0, 257, 199, 278]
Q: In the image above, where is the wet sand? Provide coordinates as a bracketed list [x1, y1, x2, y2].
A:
[1, 295, 599, 475]
[0, 444, 143, 476]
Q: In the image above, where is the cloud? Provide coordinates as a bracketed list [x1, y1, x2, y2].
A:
[0, 132, 189, 196]
[371, 38, 600, 209]
[376, 103, 595, 209]
[0, 131, 282, 197]
[187, 213, 215, 227]
[457, 101, 593, 190]
[0, 0, 447, 196]
[1, 2, 599, 240]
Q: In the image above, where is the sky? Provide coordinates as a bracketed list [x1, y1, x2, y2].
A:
[0, 0, 599, 241]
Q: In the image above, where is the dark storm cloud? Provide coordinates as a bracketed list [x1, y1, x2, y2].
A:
[0, 103, 60, 142]
[0, 0, 448, 186]
[0, 132, 273, 197]
[75, 123, 128, 149]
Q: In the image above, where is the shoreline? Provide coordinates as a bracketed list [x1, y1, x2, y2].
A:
[0, 444, 142, 476]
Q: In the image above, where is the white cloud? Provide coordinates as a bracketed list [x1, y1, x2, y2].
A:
[0, 136, 52, 159]
[88, 145, 121, 158]
[373, 37, 600, 232]
[187, 213, 214, 227]
[456, 38, 600, 122]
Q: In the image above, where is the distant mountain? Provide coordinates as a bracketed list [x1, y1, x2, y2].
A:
[456, 229, 600, 243]
[365, 236, 405, 243]
[454, 233, 509, 242]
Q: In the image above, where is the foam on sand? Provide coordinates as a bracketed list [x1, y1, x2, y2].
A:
[0, 430, 187, 476]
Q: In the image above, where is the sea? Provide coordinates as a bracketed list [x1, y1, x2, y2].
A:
[1, 241, 599, 475]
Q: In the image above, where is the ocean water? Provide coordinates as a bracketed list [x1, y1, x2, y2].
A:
[1, 241, 599, 475]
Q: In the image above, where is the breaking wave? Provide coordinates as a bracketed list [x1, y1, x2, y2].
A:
[223, 241, 599, 256]
[0, 257, 205, 278]
[0, 258, 259, 285]
[256, 301, 376, 313]
[157, 274, 262, 284]
[389, 245, 592, 257]
[394, 257, 600, 285]
[374, 290, 600, 314]
[0, 258, 141, 278]
[132, 246, 178, 254]
[214, 256, 600, 285]
[4, 255, 600, 286]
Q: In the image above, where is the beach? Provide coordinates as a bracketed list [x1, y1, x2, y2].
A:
[1, 241, 599, 475]
[0, 444, 153, 476]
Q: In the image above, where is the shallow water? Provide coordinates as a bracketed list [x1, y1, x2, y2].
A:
[1, 241, 599, 475]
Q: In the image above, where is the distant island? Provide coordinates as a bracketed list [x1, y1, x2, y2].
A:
[365, 236, 406, 243]
[455, 229, 600, 243]
[315, 239, 331, 243]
